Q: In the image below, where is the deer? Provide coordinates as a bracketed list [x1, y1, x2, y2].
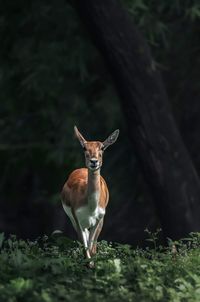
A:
[61, 126, 119, 265]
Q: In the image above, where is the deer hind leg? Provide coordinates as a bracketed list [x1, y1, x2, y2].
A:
[89, 217, 104, 256]
[62, 204, 78, 232]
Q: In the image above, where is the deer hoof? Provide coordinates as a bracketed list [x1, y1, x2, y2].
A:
[87, 261, 95, 269]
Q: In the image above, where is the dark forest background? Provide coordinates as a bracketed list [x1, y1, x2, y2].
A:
[1, 0, 200, 245]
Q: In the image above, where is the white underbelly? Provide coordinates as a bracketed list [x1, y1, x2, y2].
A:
[75, 205, 105, 229]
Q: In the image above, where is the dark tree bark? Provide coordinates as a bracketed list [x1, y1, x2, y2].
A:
[72, 0, 200, 239]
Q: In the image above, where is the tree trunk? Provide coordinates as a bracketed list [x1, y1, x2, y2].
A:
[72, 0, 200, 239]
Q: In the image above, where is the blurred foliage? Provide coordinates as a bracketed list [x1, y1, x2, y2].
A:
[0, 232, 200, 301]
[0, 0, 120, 202]
[0, 0, 200, 241]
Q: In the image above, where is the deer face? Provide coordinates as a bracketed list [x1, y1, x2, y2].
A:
[84, 142, 104, 170]
[74, 126, 119, 171]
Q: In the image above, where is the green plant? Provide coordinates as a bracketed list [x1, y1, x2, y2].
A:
[0, 232, 199, 301]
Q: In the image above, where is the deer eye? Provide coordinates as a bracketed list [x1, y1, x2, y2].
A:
[85, 151, 89, 158]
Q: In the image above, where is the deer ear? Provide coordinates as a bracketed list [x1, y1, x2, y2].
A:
[74, 126, 87, 148]
[102, 129, 119, 150]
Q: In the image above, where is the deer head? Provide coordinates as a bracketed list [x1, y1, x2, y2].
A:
[74, 126, 119, 171]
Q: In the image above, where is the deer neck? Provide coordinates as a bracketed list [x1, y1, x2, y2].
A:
[87, 169, 101, 212]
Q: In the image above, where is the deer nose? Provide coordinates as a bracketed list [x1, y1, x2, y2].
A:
[90, 159, 98, 165]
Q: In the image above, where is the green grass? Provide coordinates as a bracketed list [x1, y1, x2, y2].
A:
[0, 231, 200, 302]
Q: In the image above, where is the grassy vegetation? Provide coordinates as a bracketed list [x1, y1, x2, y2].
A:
[0, 231, 200, 301]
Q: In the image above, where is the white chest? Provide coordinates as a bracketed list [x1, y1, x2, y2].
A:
[75, 205, 105, 229]
[88, 192, 100, 207]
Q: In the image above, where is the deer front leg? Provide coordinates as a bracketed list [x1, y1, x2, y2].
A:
[89, 217, 104, 256]
[77, 226, 91, 259]
[72, 210, 91, 259]
[78, 226, 96, 268]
